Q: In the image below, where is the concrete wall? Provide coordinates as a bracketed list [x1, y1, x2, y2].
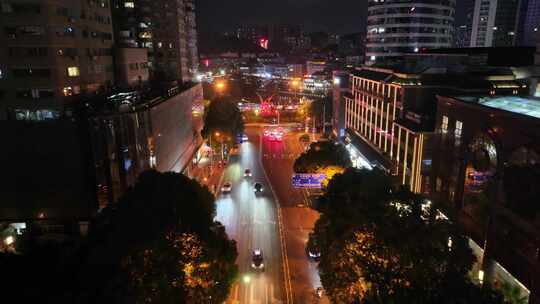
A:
[151, 83, 203, 173]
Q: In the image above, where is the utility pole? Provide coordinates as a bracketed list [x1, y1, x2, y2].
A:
[209, 134, 213, 168]
[322, 102, 326, 135]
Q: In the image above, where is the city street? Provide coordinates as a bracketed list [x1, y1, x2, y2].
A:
[216, 125, 328, 303]
[261, 128, 329, 304]
[216, 126, 286, 304]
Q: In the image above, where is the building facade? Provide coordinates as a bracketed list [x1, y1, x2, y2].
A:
[366, 0, 455, 64]
[184, 0, 199, 78]
[433, 95, 540, 304]
[344, 55, 529, 193]
[469, 0, 524, 47]
[111, 0, 196, 82]
[90, 83, 203, 205]
[114, 48, 149, 88]
[0, 0, 114, 120]
[332, 70, 350, 139]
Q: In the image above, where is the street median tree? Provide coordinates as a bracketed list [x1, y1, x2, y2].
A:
[293, 140, 352, 185]
[202, 97, 244, 143]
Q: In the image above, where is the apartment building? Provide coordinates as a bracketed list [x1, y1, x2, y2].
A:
[0, 0, 114, 120]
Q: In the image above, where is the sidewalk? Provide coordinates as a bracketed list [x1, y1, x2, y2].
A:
[188, 154, 226, 195]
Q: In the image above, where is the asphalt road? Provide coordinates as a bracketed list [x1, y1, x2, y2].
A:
[216, 125, 328, 303]
[261, 128, 330, 304]
[216, 126, 285, 304]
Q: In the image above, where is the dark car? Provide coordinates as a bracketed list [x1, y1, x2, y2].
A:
[253, 182, 263, 193]
[251, 249, 264, 270]
[244, 169, 252, 177]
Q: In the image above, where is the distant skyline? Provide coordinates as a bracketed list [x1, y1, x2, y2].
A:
[196, 0, 368, 34]
[196, 0, 466, 35]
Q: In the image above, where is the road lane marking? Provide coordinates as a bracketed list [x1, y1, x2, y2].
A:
[250, 280, 255, 303]
[233, 283, 239, 300]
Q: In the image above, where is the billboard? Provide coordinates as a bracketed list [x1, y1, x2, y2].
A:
[292, 173, 326, 188]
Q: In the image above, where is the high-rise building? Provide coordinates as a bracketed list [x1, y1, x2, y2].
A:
[0, 0, 115, 120]
[185, 0, 199, 77]
[469, 0, 524, 47]
[236, 25, 269, 45]
[522, 0, 540, 46]
[365, 0, 455, 64]
[111, 0, 196, 82]
[455, 0, 475, 47]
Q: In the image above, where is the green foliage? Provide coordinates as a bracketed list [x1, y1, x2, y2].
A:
[499, 281, 529, 304]
[82, 170, 238, 303]
[504, 164, 540, 220]
[202, 97, 244, 141]
[293, 140, 352, 173]
[311, 168, 505, 304]
[299, 133, 310, 143]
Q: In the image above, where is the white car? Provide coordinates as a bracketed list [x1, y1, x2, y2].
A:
[221, 182, 232, 193]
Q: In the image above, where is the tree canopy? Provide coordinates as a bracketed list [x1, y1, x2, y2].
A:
[310, 168, 504, 303]
[309, 96, 333, 132]
[80, 170, 238, 303]
[294, 140, 352, 183]
[202, 97, 244, 141]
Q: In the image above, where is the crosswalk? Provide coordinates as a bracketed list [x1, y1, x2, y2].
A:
[226, 281, 282, 304]
[262, 153, 299, 160]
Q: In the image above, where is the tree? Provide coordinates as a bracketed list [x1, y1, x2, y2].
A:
[81, 170, 238, 303]
[294, 140, 352, 184]
[202, 97, 244, 142]
[311, 168, 504, 303]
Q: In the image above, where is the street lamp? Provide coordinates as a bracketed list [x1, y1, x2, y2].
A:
[215, 81, 225, 94]
[290, 80, 300, 101]
[214, 132, 224, 161]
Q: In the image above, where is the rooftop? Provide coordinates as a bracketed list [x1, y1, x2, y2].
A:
[456, 96, 540, 119]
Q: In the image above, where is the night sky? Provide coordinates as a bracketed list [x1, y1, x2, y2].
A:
[196, 0, 466, 35]
[195, 0, 368, 34]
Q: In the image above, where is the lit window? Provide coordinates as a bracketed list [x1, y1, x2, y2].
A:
[0, 68, 3, 79]
[157, 42, 163, 48]
[124, 2, 134, 8]
[62, 86, 80, 96]
[67, 66, 80, 77]
[441, 115, 448, 134]
[63, 87, 73, 96]
[455, 120, 463, 147]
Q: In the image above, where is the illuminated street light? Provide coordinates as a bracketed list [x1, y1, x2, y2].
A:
[4, 236, 14, 246]
[242, 274, 251, 284]
[215, 81, 226, 93]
